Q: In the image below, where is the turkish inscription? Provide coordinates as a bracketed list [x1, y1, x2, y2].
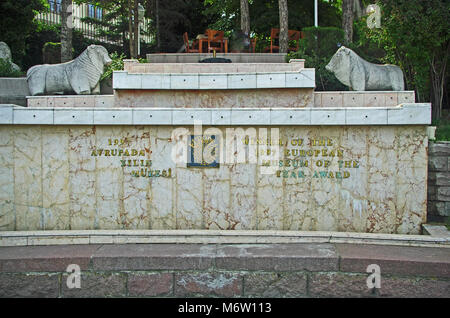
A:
[90, 138, 172, 178]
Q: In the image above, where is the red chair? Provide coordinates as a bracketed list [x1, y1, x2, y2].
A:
[264, 28, 280, 53]
[264, 28, 302, 53]
[250, 37, 257, 53]
[183, 32, 199, 53]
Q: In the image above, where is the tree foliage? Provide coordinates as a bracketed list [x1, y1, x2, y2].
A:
[358, 0, 449, 119]
[204, 0, 342, 35]
[289, 26, 347, 91]
[146, 0, 216, 52]
[0, 0, 47, 68]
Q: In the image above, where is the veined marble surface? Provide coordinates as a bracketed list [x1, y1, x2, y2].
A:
[0, 125, 428, 234]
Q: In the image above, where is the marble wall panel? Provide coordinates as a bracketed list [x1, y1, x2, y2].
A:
[14, 127, 43, 230]
[0, 125, 429, 234]
[68, 127, 96, 230]
[0, 127, 14, 230]
[41, 126, 70, 230]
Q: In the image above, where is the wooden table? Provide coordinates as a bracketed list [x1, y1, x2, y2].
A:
[196, 34, 228, 54]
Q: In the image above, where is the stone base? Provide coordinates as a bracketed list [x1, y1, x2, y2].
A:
[146, 53, 288, 64]
[114, 88, 314, 108]
[0, 243, 448, 298]
[0, 125, 429, 234]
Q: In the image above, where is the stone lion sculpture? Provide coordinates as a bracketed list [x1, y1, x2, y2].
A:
[326, 46, 404, 91]
[27, 45, 112, 95]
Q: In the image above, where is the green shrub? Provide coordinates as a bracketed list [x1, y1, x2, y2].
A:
[300, 26, 345, 58]
[101, 52, 125, 82]
[101, 52, 148, 82]
[42, 42, 63, 64]
[22, 21, 123, 71]
[0, 58, 23, 77]
[288, 26, 347, 91]
[22, 21, 60, 71]
[433, 118, 450, 141]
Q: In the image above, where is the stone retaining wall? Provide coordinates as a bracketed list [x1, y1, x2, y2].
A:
[428, 141, 450, 221]
[0, 243, 448, 298]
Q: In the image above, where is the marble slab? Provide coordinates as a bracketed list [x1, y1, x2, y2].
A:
[0, 124, 429, 234]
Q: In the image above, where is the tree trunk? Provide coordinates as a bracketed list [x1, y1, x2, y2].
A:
[61, 0, 73, 63]
[133, 0, 139, 57]
[155, 0, 160, 52]
[240, 0, 250, 35]
[430, 45, 449, 121]
[278, 0, 288, 53]
[342, 0, 354, 44]
[128, 0, 135, 58]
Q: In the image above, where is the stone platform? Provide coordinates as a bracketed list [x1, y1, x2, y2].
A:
[0, 60, 433, 234]
[146, 53, 288, 64]
[0, 242, 448, 297]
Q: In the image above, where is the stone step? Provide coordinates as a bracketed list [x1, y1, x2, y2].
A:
[0, 242, 449, 297]
[1, 229, 448, 247]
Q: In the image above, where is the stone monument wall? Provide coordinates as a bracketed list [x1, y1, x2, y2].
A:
[0, 124, 428, 234]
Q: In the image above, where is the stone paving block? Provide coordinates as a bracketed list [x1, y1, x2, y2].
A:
[309, 272, 373, 298]
[0, 245, 100, 272]
[243, 272, 307, 297]
[61, 272, 127, 298]
[336, 244, 450, 278]
[376, 277, 450, 298]
[91, 244, 215, 271]
[128, 272, 173, 297]
[175, 272, 242, 297]
[0, 273, 59, 298]
[215, 244, 339, 271]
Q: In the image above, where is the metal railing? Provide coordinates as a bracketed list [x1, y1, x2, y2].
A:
[36, 1, 153, 46]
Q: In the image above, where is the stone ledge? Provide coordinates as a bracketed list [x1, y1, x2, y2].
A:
[314, 91, 415, 107]
[145, 53, 288, 64]
[0, 245, 99, 272]
[0, 104, 432, 126]
[423, 225, 450, 238]
[112, 69, 316, 90]
[1, 230, 449, 247]
[0, 243, 449, 279]
[214, 243, 338, 271]
[124, 61, 304, 73]
[27, 95, 114, 108]
[336, 244, 450, 277]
